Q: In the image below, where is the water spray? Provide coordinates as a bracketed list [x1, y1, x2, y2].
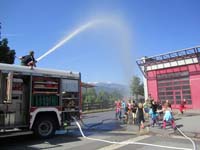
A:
[36, 20, 103, 62]
[35, 18, 134, 84]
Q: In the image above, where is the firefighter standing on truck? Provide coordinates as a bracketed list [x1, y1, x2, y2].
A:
[20, 50, 37, 69]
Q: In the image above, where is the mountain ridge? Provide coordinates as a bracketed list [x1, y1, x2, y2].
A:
[87, 82, 130, 96]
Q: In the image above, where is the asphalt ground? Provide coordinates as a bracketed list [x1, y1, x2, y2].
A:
[0, 110, 199, 150]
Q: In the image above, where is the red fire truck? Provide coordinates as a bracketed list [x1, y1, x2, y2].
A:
[0, 63, 82, 138]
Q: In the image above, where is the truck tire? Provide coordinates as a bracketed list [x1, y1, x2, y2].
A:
[33, 116, 56, 138]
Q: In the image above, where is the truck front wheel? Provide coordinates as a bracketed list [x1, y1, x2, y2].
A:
[33, 116, 56, 138]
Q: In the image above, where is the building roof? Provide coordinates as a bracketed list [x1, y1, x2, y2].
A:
[136, 46, 200, 77]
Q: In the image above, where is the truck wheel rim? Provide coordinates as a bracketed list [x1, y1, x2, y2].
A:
[38, 121, 53, 136]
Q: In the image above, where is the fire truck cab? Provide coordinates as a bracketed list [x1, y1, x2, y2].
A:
[0, 63, 81, 138]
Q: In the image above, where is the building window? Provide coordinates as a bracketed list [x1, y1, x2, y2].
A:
[157, 71, 192, 105]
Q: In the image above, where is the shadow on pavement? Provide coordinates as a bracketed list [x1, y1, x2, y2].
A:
[176, 124, 183, 128]
[0, 133, 82, 150]
[174, 117, 182, 121]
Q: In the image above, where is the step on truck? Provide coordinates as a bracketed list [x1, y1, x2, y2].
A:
[0, 63, 82, 138]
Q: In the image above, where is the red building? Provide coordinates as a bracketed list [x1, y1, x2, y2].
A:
[137, 46, 200, 109]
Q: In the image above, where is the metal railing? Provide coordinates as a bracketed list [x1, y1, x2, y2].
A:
[82, 102, 114, 112]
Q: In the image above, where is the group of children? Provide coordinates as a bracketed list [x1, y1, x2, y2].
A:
[148, 100, 176, 129]
[115, 99, 176, 131]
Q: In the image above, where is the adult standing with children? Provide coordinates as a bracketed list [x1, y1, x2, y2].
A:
[136, 102, 145, 131]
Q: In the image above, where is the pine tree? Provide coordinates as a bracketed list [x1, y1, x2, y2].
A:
[0, 38, 16, 64]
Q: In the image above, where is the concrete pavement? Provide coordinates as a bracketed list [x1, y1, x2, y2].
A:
[173, 109, 200, 138]
[123, 109, 200, 139]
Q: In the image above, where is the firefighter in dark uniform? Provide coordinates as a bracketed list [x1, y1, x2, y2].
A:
[20, 51, 37, 69]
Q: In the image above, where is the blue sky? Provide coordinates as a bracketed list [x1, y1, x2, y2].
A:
[1, 0, 200, 84]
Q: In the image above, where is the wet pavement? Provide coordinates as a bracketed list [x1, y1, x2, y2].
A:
[81, 109, 200, 140]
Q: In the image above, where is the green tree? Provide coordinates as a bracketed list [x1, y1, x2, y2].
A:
[139, 83, 144, 96]
[82, 87, 123, 104]
[96, 90, 104, 103]
[0, 38, 16, 64]
[84, 88, 97, 103]
[130, 76, 144, 101]
[81, 90, 87, 103]
[96, 90, 110, 103]
[110, 90, 123, 102]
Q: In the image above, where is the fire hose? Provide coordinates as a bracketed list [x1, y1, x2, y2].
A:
[72, 116, 196, 150]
